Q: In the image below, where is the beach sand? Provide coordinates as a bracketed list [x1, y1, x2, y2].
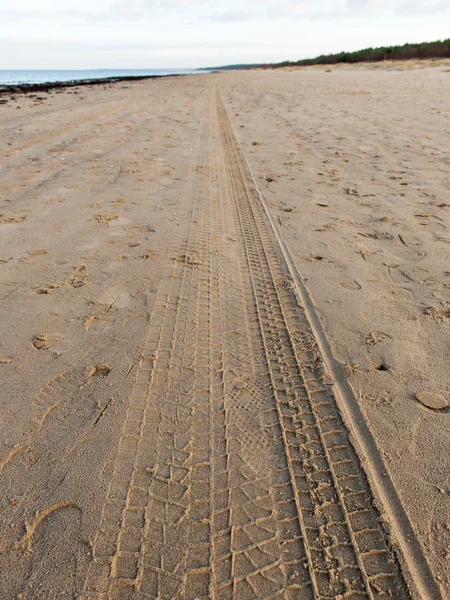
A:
[0, 67, 448, 598]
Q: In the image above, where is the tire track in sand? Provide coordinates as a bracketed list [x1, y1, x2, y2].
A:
[216, 88, 441, 600]
[81, 82, 436, 599]
[82, 92, 212, 599]
[216, 89, 408, 600]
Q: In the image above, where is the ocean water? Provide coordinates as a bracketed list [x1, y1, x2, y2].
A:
[0, 69, 204, 86]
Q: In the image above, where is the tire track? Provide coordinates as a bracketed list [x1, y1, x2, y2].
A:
[215, 89, 410, 599]
[216, 87, 442, 600]
[81, 82, 430, 599]
[82, 94, 211, 599]
[210, 121, 287, 600]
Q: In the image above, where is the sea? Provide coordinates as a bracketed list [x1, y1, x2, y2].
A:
[0, 69, 205, 86]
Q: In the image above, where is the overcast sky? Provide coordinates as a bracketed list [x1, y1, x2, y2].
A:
[1, 0, 449, 69]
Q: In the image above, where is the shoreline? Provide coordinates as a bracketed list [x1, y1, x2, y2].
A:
[0, 72, 187, 99]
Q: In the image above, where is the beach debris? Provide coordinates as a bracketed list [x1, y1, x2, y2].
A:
[94, 397, 115, 425]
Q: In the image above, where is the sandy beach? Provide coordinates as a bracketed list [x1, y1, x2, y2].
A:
[0, 67, 448, 599]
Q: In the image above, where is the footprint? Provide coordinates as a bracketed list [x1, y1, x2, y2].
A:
[88, 364, 111, 377]
[69, 278, 88, 288]
[360, 231, 394, 240]
[340, 281, 362, 290]
[307, 255, 325, 262]
[97, 286, 131, 310]
[176, 253, 201, 266]
[34, 283, 59, 295]
[316, 223, 335, 232]
[35, 366, 103, 426]
[35, 371, 73, 425]
[67, 265, 89, 288]
[28, 248, 48, 256]
[364, 331, 392, 345]
[416, 392, 449, 412]
[96, 213, 118, 224]
[80, 313, 115, 333]
[0, 215, 26, 224]
[33, 334, 49, 350]
[424, 305, 450, 323]
[344, 188, 361, 197]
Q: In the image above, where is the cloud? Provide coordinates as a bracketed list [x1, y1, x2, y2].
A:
[1, 0, 449, 26]
[100, 40, 261, 51]
[394, 0, 450, 15]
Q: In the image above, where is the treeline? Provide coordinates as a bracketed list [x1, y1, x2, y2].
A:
[199, 63, 260, 71]
[267, 39, 450, 68]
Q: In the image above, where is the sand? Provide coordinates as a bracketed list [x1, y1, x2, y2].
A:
[0, 67, 448, 598]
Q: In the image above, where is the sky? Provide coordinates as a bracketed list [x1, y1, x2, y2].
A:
[0, 0, 449, 69]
